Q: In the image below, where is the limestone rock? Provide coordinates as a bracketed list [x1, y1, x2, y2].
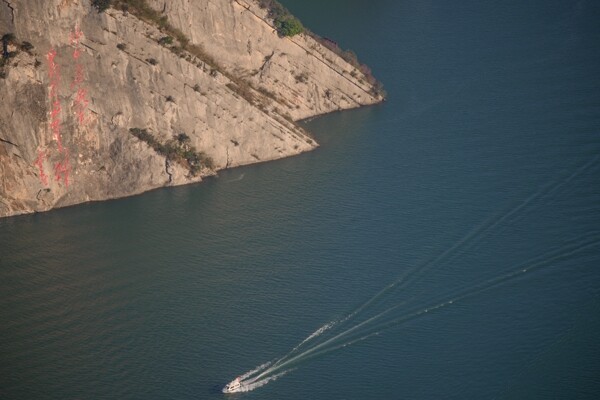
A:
[0, 0, 383, 218]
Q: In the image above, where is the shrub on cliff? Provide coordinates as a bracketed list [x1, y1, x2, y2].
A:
[258, 0, 304, 37]
[158, 36, 173, 46]
[20, 41, 34, 53]
[274, 15, 303, 37]
[1, 33, 15, 58]
[129, 128, 213, 174]
[92, 0, 111, 12]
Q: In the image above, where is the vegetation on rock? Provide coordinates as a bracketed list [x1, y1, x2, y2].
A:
[274, 14, 303, 37]
[255, 1, 384, 96]
[92, 0, 111, 12]
[1, 33, 25, 79]
[1, 33, 15, 58]
[307, 33, 386, 98]
[91, 0, 383, 99]
[129, 128, 214, 174]
[258, 0, 304, 37]
[158, 36, 173, 46]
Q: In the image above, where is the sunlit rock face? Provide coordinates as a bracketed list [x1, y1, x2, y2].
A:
[0, 0, 382, 217]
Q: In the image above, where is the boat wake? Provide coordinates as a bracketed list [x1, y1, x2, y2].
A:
[295, 320, 337, 349]
[238, 361, 271, 381]
[222, 367, 292, 394]
[221, 156, 599, 393]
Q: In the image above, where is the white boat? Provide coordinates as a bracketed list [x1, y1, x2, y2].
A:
[222, 377, 243, 393]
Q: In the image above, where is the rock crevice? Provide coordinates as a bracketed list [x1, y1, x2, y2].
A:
[1, 0, 14, 25]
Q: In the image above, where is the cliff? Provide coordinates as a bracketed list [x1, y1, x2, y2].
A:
[0, 0, 383, 218]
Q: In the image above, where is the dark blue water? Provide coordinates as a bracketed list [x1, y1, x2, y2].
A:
[1, 0, 600, 398]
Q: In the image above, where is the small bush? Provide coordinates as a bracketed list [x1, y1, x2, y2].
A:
[92, 0, 111, 12]
[165, 95, 175, 103]
[274, 15, 303, 37]
[158, 16, 168, 28]
[146, 57, 158, 65]
[203, 154, 215, 170]
[20, 41, 34, 52]
[172, 30, 189, 47]
[175, 133, 190, 146]
[116, 43, 127, 50]
[170, 46, 183, 56]
[294, 72, 308, 84]
[158, 36, 173, 46]
[258, 0, 304, 37]
[1, 33, 15, 43]
[370, 81, 387, 98]
[129, 128, 156, 145]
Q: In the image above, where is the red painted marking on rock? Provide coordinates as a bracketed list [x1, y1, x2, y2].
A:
[54, 150, 70, 187]
[34, 150, 48, 186]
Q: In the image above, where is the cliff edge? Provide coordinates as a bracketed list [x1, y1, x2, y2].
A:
[0, 0, 383, 218]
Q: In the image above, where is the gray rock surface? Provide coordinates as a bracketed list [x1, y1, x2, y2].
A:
[0, 0, 382, 218]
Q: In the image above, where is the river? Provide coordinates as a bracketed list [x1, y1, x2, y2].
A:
[1, 0, 599, 398]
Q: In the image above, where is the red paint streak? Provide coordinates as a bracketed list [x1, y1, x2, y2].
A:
[70, 64, 84, 89]
[54, 151, 70, 187]
[74, 87, 89, 125]
[49, 81, 59, 99]
[50, 100, 61, 120]
[46, 48, 70, 187]
[39, 26, 89, 190]
[47, 49, 59, 80]
[69, 24, 83, 47]
[34, 150, 48, 186]
[50, 100, 63, 151]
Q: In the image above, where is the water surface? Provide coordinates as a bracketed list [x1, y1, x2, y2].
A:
[1, 0, 600, 398]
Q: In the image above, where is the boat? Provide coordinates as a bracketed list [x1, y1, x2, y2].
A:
[222, 377, 243, 393]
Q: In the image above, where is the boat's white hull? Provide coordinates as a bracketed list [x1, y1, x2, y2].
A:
[222, 378, 244, 393]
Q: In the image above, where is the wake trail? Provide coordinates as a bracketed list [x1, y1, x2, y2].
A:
[293, 320, 337, 351]
[252, 304, 407, 381]
[251, 189, 600, 382]
[237, 370, 292, 392]
[292, 235, 600, 364]
[260, 319, 339, 376]
[342, 155, 599, 322]
[227, 157, 599, 391]
[230, 233, 599, 391]
[237, 361, 272, 381]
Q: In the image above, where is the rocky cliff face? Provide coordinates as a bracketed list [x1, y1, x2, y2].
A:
[0, 0, 383, 218]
